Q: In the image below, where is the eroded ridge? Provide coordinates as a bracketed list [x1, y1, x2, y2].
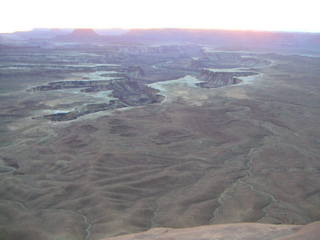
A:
[197, 69, 258, 88]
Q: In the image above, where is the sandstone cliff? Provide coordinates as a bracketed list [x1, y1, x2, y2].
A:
[104, 222, 320, 240]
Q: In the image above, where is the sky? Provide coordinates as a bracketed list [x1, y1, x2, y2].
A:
[0, 0, 319, 33]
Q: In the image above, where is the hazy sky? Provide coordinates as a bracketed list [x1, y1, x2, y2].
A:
[1, 0, 319, 33]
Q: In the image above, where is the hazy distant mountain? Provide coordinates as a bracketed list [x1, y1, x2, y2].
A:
[1, 28, 319, 52]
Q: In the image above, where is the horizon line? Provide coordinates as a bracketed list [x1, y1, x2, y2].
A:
[1, 27, 320, 35]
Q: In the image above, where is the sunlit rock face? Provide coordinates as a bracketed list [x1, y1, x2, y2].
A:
[103, 222, 320, 240]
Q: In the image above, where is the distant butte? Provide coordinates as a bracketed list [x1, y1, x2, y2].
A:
[55, 28, 103, 41]
[71, 28, 99, 37]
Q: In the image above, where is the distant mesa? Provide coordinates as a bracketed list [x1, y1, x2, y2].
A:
[55, 28, 103, 42]
[70, 28, 99, 37]
[3, 28, 72, 40]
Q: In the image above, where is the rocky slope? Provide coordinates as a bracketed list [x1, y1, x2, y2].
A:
[104, 222, 320, 240]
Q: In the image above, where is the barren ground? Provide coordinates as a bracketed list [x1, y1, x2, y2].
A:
[0, 44, 320, 240]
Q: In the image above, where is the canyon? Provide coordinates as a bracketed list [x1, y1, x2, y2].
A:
[0, 29, 320, 240]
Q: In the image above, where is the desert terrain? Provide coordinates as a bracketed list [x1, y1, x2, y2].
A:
[0, 29, 320, 240]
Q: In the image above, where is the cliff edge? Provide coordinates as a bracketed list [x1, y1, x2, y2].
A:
[104, 222, 320, 240]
